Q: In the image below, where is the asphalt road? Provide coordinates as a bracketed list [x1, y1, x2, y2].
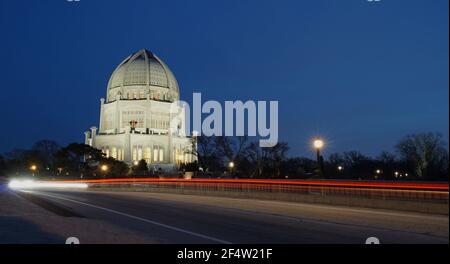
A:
[12, 189, 450, 244]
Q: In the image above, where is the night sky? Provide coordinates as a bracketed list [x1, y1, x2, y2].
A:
[0, 0, 448, 158]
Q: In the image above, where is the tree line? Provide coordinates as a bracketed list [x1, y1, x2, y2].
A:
[189, 132, 448, 181]
[0, 142, 133, 179]
[0, 132, 448, 181]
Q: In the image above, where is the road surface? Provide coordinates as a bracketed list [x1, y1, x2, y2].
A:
[2, 188, 448, 244]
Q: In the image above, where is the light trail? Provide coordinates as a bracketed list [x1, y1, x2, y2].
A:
[12, 178, 448, 201]
[8, 179, 88, 190]
[57, 178, 449, 191]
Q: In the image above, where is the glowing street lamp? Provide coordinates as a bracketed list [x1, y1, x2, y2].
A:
[373, 169, 382, 180]
[228, 161, 235, 175]
[313, 138, 324, 150]
[100, 165, 108, 172]
[313, 138, 325, 176]
[100, 164, 109, 178]
[30, 165, 37, 177]
[337, 166, 343, 172]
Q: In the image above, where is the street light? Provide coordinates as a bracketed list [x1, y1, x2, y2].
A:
[100, 165, 108, 172]
[313, 138, 324, 150]
[30, 165, 37, 177]
[337, 166, 343, 172]
[313, 138, 324, 176]
[374, 169, 382, 180]
[228, 161, 235, 176]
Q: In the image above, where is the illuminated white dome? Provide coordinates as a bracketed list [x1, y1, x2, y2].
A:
[107, 49, 179, 102]
[85, 49, 194, 169]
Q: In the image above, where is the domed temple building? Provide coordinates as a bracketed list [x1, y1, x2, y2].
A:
[84, 49, 194, 170]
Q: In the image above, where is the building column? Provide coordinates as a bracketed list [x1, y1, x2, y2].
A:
[90, 127, 97, 147]
[99, 98, 105, 132]
[168, 134, 173, 164]
[124, 126, 131, 163]
[84, 131, 91, 146]
[115, 94, 121, 133]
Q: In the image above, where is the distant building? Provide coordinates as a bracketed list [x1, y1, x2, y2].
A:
[84, 49, 194, 170]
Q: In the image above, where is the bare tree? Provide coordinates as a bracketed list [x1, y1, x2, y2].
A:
[377, 151, 396, 165]
[267, 142, 289, 178]
[215, 136, 250, 164]
[396, 132, 448, 178]
[32, 140, 60, 168]
[328, 153, 345, 167]
[188, 136, 220, 172]
[342, 151, 373, 179]
[245, 142, 289, 178]
[245, 142, 270, 177]
[343, 151, 371, 168]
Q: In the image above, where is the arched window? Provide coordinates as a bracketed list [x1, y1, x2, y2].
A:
[159, 148, 164, 162]
[104, 148, 110, 158]
[144, 147, 151, 164]
[117, 148, 123, 161]
[137, 146, 143, 161]
[132, 147, 137, 161]
[153, 148, 158, 162]
[111, 147, 117, 159]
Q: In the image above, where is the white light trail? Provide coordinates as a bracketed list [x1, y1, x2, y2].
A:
[8, 179, 88, 190]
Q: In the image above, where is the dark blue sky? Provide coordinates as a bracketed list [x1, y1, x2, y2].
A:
[0, 0, 448, 158]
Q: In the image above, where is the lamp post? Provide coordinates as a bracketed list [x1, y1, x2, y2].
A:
[375, 169, 382, 179]
[313, 138, 324, 176]
[30, 165, 37, 177]
[228, 161, 235, 175]
[100, 164, 108, 178]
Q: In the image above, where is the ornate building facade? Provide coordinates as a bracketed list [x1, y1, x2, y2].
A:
[84, 49, 193, 170]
